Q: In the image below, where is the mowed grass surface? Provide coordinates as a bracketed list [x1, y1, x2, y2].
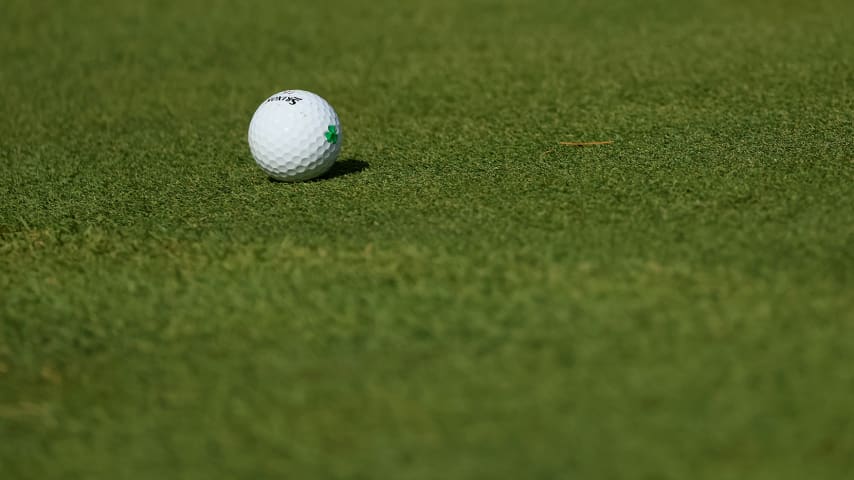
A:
[1, 0, 853, 477]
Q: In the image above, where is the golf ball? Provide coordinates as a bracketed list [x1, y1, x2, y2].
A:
[248, 90, 342, 181]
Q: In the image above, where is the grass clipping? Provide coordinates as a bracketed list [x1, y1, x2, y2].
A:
[560, 141, 613, 147]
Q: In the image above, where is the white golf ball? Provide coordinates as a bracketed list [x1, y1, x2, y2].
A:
[248, 90, 342, 182]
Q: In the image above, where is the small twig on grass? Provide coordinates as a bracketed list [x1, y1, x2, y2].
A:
[559, 141, 614, 147]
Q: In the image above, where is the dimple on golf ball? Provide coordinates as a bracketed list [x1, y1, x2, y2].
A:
[248, 89, 342, 182]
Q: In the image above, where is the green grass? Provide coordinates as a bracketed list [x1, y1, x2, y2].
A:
[1, 0, 853, 477]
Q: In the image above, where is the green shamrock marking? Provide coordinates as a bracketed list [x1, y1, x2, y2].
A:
[324, 125, 339, 144]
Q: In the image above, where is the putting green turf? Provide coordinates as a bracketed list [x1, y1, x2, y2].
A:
[2, 0, 853, 477]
